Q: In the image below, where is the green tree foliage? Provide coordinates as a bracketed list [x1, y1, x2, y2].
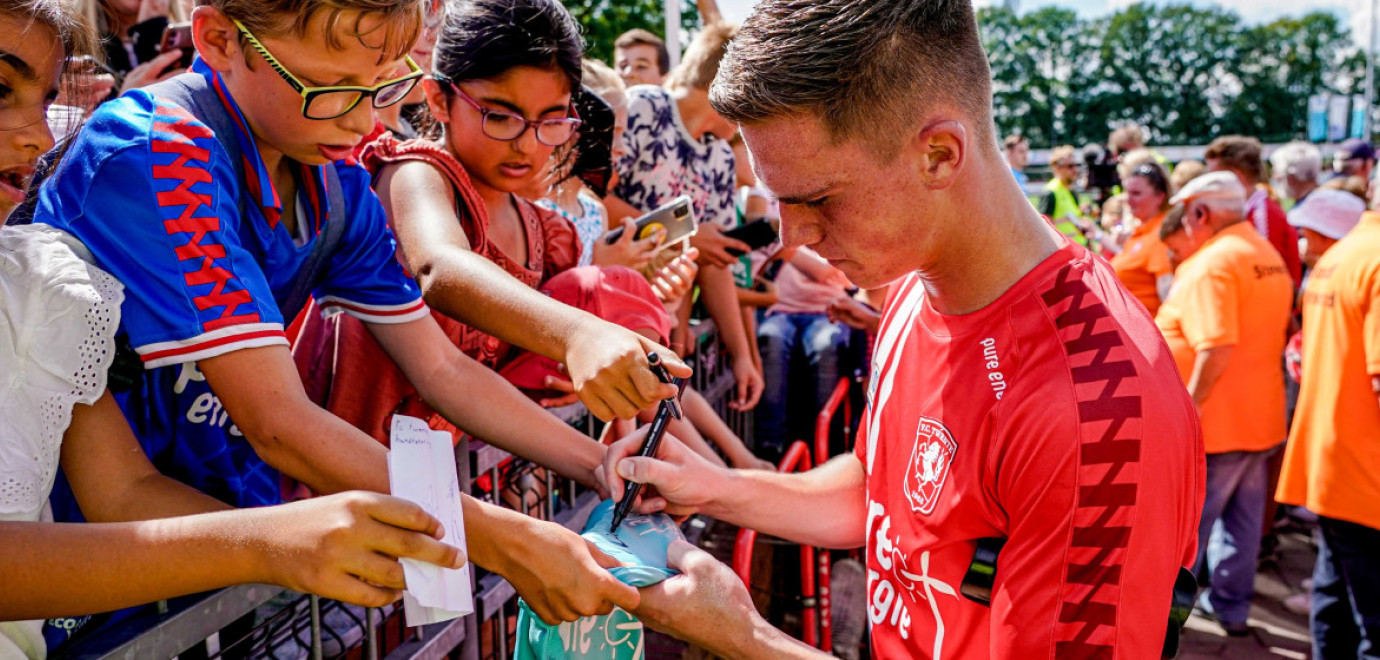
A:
[565, 0, 701, 65]
[978, 3, 1363, 148]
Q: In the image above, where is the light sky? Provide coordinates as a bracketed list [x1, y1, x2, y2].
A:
[715, 0, 1373, 48]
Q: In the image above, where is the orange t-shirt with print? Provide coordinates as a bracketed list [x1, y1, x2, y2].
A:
[1155, 222, 1293, 454]
[1277, 212, 1380, 531]
[1110, 212, 1173, 315]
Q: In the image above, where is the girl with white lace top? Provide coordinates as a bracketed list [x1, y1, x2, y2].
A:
[0, 4, 461, 656]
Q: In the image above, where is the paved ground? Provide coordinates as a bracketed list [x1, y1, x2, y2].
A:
[1180, 529, 1315, 660]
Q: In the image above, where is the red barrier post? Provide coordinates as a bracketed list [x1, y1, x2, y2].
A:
[815, 379, 851, 468]
[812, 378, 851, 651]
[731, 441, 825, 647]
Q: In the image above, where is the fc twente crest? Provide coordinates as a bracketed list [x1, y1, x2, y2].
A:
[902, 418, 957, 516]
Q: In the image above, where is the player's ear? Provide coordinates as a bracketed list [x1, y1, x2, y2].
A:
[911, 120, 966, 192]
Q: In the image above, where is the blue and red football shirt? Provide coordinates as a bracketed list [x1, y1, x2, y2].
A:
[856, 240, 1205, 658]
[35, 61, 427, 510]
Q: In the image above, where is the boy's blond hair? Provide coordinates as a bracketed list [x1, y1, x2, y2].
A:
[200, 0, 423, 62]
[667, 21, 738, 91]
[582, 59, 627, 113]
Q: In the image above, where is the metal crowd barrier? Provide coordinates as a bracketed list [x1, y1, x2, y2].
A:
[65, 320, 746, 660]
[728, 377, 856, 653]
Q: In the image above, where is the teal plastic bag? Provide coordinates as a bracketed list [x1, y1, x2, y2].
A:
[513, 500, 684, 659]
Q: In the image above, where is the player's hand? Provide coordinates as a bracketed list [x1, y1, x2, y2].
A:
[254, 492, 465, 608]
[494, 518, 640, 625]
[650, 248, 699, 306]
[600, 431, 727, 517]
[119, 50, 183, 95]
[632, 541, 781, 659]
[690, 223, 751, 268]
[826, 295, 880, 333]
[730, 354, 764, 411]
[593, 217, 662, 270]
[563, 319, 692, 421]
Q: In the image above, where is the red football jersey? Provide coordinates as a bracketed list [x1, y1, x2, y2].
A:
[856, 242, 1204, 660]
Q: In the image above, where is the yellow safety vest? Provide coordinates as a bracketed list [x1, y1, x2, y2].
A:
[1043, 179, 1089, 246]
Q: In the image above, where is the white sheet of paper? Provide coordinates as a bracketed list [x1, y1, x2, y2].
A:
[388, 415, 474, 625]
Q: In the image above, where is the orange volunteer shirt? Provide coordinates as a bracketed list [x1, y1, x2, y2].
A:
[1277, 212, 1380, 531]
[1110, 212, 1173, 316]
[1155, 222, 1293, 454]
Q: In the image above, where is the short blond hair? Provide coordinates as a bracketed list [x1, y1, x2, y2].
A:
[1109, 125, 1145, 154]
[1049, 145, 1077, 165]
[582, 58, 627, 113]
[668, 21, 738, 91]
[1170, 159, 1205, 193]
[199, 0, 422, 62]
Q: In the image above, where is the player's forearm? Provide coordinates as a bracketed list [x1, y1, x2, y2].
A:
[698, 613, 833, 660]
[700, 265, 753, 360]
[419, 358, 604, 488]
[414, 246, 589, 363]
[1188, 345, 1234, 407]
[739, 618, 835, 660]
[703, 455, 867, 549]
[0, 515, 268, 619]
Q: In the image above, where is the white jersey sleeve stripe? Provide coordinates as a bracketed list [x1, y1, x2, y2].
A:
[318, 296, 428, 325]
[136, 322, 289, 369]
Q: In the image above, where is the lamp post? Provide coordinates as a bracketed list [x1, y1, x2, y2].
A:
[1367, 0, 1377, 138]
[665, 0, 682, 70]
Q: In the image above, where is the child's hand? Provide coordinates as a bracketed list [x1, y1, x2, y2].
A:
[690, 223, 751, 267]
[826, 295, 880, 333]
[651, 249, 700, 306]
[729, 354, 764, 411]
[119, 50, 183, 95]
[537, 374, 581, 408]
[55, 71, 115, 112]
[593, 217, 661, 270]
[564, 320, 692, 420]
[493, 518, 641, 625]
[256, 492, 465, 608]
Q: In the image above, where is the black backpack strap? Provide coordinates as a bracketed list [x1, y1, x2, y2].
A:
[959, 536, 1005, 606]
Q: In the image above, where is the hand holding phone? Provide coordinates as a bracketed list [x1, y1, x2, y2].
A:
[721, 219, 778, 257]
[604, 196, 697, 251]
[158, 22, 195, 70]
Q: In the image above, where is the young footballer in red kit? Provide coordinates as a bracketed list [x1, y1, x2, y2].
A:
[599, 0, 1206, 657]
